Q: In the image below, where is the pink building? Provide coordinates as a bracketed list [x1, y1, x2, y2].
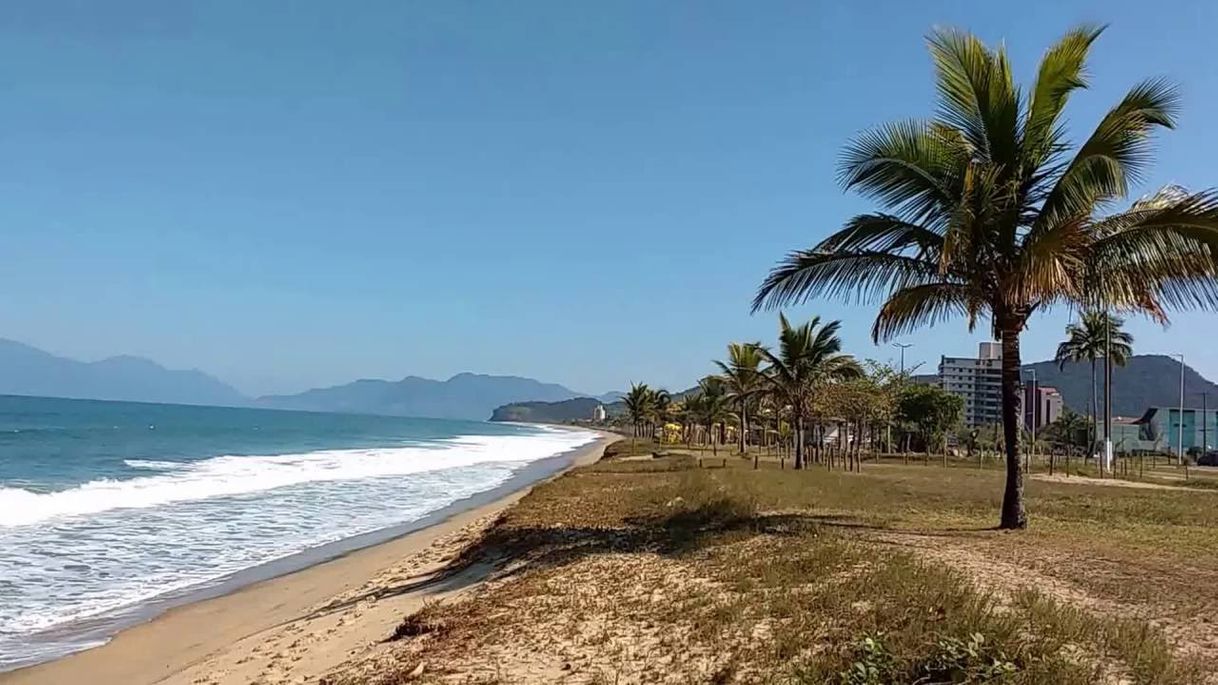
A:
[1023, 384, 1063, 432]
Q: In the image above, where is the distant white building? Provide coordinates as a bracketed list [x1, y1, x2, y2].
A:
[592, 404, 607, 422]
[939, 342, 1004, 427]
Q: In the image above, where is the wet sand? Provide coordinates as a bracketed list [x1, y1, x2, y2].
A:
[1, 431, 615, 685]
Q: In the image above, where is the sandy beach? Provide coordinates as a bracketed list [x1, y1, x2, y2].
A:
[1, 431, 616, 685]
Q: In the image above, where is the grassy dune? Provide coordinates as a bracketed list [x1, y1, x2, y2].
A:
[332, 443, 1218, 684]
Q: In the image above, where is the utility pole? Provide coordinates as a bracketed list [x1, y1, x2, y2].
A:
[1176, 353, 1186, 465]
[893, 343, 913, 376]
[891, 343, 913, 455]
[1104, 313, 1113, 476]
[1203, 391, 1209, 456]
[1031, 368, 1037, 469]
[1025, 368, 1037, 472]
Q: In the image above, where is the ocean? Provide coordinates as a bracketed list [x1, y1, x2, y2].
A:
[0, 395, 596, 671]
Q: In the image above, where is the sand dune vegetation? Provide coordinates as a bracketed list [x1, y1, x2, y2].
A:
[324, 446, 1218, 684]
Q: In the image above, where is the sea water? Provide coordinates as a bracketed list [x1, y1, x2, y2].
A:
[0, 395, 595, 670]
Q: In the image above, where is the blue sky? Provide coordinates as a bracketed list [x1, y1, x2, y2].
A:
[3, 0, 1218, 396]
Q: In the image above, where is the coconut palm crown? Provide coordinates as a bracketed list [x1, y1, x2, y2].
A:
[714, 342, 767, 456]
[753, 26, 1218, 528]
[759, 314, 862, 470]
[1055, 311, 1134, 457]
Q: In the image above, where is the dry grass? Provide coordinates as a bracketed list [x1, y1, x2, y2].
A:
[326, 451, 1218, 684]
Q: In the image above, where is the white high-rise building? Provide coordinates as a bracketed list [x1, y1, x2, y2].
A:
[939, 342, 1004, 427]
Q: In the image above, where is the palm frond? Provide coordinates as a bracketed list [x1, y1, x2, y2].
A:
[817, 213, 946, 256]
[752, 247, 940, 312]
[1035, 78, 1180, 228]
[838, 120, 965, 225]
[1023, 24, 1105, 166]
[871, 282, 973, 342]
[1088, 189, 1218, 314]
[1013, 214, 1089, 306]
[926, 26, 1021, 167]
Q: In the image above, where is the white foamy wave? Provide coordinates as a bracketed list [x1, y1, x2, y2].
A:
[0, 429, 595, 528]
[122, 459, 188, 470]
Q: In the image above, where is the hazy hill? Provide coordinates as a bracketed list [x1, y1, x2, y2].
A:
[490, 397, 603, 423]
[1024, 354, 1218, 417]
[0, 339, 248, 407]
[259, 372, 605, 421]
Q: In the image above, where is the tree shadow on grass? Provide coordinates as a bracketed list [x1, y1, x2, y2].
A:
[299, 501, 823, 623]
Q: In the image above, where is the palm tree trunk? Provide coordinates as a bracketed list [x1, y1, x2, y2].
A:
[794, 414, 805, 469]
[999, 321, 1028, 530]
[739, 402, 748, 455]
[1096, 358, 1105, 463]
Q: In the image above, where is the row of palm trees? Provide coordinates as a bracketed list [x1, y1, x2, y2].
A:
[751, 25, 1218, 529]
[625, 313, 884, 471]
[625, 308, 1132, 471]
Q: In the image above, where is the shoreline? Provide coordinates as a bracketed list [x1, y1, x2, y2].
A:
[1, 429, 616, 685]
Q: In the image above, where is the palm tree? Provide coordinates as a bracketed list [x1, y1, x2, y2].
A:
[623, 383, 651, 444]
[1054, 311, 1134, 461]
[648, 388, 672, 442]
[715, 342, 766, 459]
[753, 26, 1218, 528]
[680, 393, 705, 446]
[1047, 408, 1091, 456]
[697, 376, 731, 456]
[758, 314, 862, 469]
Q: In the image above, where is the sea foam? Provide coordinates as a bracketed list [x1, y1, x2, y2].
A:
[0, 426, 595, 669]
[0, 430, 593, 528]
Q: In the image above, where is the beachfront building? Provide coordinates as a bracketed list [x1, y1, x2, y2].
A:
[938, 342, 1004, 427]
[592, 404, 607, 422]
[1127, 407, 1218, 456]
[1111, 417, 1155, 453]
[1022, 384, 1063, 432]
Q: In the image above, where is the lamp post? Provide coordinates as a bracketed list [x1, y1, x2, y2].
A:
[1175, 353, 1186, 465]
[1202, 391, 1209, 456]
[893, 343, 913, 376]
[1023, 368, 1037, 471]
[1103, 314, 1113, 476]
[891, 343, 913, 454]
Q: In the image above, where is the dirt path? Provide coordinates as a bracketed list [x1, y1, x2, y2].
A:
[868, 529, 1218, 675]
[1032, 473, 1213, 492]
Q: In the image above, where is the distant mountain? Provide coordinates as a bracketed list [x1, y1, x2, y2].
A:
[490, 397, 604, 423]
[0, 339, 248, 407]
[602, 386, 698, 417]
[1023, 355, 1218, 417]
[258, 372, 598, 421]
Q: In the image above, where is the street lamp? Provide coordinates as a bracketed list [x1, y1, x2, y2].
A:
[893, 343, 913, 376]
[1023, 368, 1037, 471]
[1175, 353, 1186, 465]
[890, 343, 913, 455]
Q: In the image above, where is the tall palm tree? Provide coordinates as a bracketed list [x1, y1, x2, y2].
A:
[758, 314, 862, 469]
[715, 342, 766, 458]
[680, 393, 705, 446]
[697, 376, 731, 456]
[1047, 408, 1091, 457]
[1054, 311, 1134, 459]
[623, 383, 651, 443]
[648, 388, 672, 442]
[753, 26, 1218, 528]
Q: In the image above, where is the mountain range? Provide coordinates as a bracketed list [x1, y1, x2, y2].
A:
[0, 338, 620, 420]
[257, 374, 621, 420]
[3, 337, 1215, 422]
[0, 339, 247, 407]
[492, 355, 1218, 424]
[1025, 355, 1218, 417]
